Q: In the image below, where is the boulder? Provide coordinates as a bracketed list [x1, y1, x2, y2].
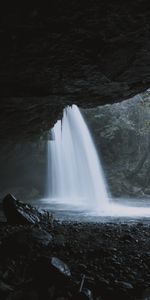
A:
[3, 194, 40, 225]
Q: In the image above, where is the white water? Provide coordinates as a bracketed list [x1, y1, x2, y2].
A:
[44, 104, 150, 219]
[47, 104, 109, 211]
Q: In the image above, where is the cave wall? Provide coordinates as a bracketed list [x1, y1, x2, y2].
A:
[83, 90, 150, 197]
[0, 139, 47, 201]
[0, 2, 150, 200]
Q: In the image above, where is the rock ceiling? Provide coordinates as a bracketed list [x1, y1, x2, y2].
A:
[0, 1, 150, 139]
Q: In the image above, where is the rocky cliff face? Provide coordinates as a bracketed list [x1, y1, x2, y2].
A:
[0, 1, 150, 139]
[83, 91, 150, 197]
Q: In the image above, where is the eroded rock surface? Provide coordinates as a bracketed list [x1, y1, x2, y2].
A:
[0, 2, 150, 138]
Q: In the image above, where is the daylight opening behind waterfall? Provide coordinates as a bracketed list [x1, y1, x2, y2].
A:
[47, 104, 109, 211]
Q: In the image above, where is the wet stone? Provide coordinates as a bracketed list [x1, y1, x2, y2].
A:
[32, 256, 71, 288]
[2, 193, 54, 226]
[0, 211, 150, 299]
[8, 289, 39, 300]
[2, 228, 53, 256]
[0, 280, 13, 297]
[72, 288, 93, 300]
[116, 281, 134, 290]
[51, 257, 71, 277]
[3, 194, 40, 225]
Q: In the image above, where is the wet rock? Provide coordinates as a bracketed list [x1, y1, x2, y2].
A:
[8, 289, 38, 300]
[142, 288, 150, 299]
[97, 277, 110, 288]
[0, 220, 150, 299]
[116, 280, 134, 290]
[73, 288, 93, 300]
[2, 228, 53, 256]
[2, 194, 54, 226]
[54, 234, 66, 247]
[121, 233, 134, 242]
[29, 227, 53, 247]
[0, 280, 13, 297]
[3, 194, 40, 225]
[78, 264, 88, 272]
[32, 256, 71, 287]
[80, 288, 93, 300]
[51, 257, 71, 277]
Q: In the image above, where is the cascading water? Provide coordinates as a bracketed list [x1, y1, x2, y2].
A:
[43, 104, 150, 219]
[47, 104, 109, 211]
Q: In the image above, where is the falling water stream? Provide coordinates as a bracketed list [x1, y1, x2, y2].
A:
[41, 104, 150, 221]
[48, 105, 109, 211]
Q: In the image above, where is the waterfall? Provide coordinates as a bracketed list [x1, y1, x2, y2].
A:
[43, 104, 150, 219]
[47, 104, 109, 211]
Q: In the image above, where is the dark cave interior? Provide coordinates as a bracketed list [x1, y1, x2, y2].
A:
[0, 1, 150, 139]
[0, 2, 150, 300]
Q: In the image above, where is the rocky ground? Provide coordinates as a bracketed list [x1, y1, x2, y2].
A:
[0, 195, 150, 300]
